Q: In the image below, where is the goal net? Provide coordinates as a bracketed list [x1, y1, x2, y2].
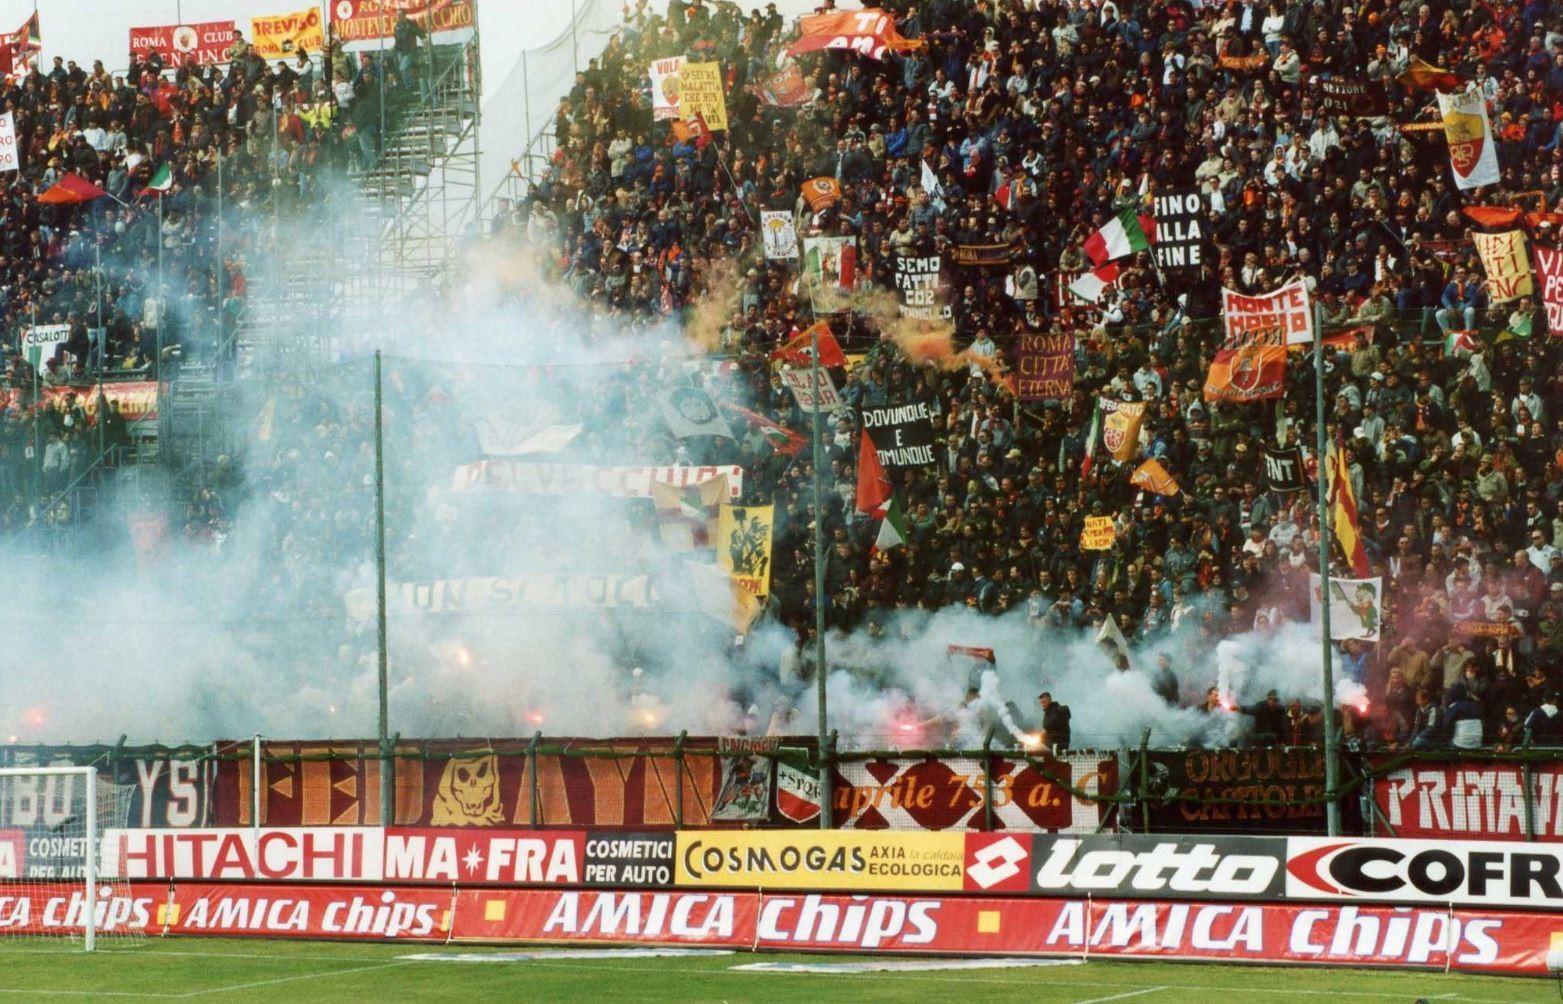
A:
[0, 766, 145, 950]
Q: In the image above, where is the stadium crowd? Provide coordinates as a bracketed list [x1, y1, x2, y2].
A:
[495, 0, 1563, 748]
[6, 0, 1563, 751]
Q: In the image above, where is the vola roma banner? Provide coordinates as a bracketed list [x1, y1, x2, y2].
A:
[1080, 516, 1116, 550]
[1015, 334, 1073, 401]
[716, 504, 773, 597]
[1538, 245, 1563, 334]
[1098, 399, 1145, 462]
[1309, 574, 1382, 642]
[648, 56, 685, 122]
[251, 8, 324, 58]
[786, 8, 921, 61]
[128, 21, 237, 67]
[329, 0, 474, 43]
[677, 61, 728, 133]
[1471, 230, 1532, 303]
[1439, 88, 1500, 191]
[760, 210, 797, 260]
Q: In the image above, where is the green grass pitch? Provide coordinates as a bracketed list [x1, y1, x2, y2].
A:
[0, 939, 1555, 1002]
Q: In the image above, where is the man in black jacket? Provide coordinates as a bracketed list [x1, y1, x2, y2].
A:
[1245, 690, 1288, 745]
[1037, 692, 1071, 751]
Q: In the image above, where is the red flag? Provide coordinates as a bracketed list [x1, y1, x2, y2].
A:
[37, 173, 108, 205]
[688, 111, 713, 149]
[855, 427, 891, 515]
[770, 322, 846, 367]
[719, 402, 807, 456]
[1462, 205, 1521, 229]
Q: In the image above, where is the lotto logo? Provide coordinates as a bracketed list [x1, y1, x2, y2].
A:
[964, 835, 1029, 892]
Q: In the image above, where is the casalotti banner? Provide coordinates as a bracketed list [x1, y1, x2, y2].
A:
[3, 883, 1562, 974]
[1372, 760, 1563, 841]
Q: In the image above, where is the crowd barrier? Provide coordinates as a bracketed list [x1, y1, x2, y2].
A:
[4, 740, 1563, 840]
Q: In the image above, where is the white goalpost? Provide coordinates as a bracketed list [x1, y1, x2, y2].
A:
[0, 766, 142, 951]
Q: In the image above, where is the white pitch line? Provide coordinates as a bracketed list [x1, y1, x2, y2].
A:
[1072, 988, 1166, 1004]
[169, 961, 415, 999]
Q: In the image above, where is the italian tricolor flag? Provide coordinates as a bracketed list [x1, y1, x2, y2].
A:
[1068, 262, 1120, 303]
[873, 496, 907, 553]
[138, 164, 172, 198]
[1080, 400, 1101, 476]
[1083, 209, 1152, 266]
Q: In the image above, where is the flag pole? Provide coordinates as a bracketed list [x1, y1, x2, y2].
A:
[1313, 296, 1340, 837]
[803, 280, 832, 830]
[374, 349, 393, 826]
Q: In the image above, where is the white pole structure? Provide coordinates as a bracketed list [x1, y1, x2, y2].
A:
[0, 766, 99, 951]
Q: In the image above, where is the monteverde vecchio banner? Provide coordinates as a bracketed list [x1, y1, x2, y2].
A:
[212, 740, 726, 828]
[329, 0, 474, 43]
[1136, 747, 1345, 835]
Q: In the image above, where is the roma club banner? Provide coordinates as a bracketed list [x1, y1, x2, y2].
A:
[1370, 759, 1563, 841]
[251, 8, 324, 58]
[128, 21, 237, 67]
[716, 504, 774, 597]
[1472, 230, 1532, 303]
[329, 0, 475, 43]
[1015, 334, 1073, 401]
[1439, 88, 1500, 191]
[1539, 245, 1563, 334]
[1309, 574, 1383, 642]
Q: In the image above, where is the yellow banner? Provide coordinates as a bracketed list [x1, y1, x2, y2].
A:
[1472, 229, 1533, 303]
[1130, 458, 1181, 496]
[674, 830, 964, 890]
[251, 7, 324, 59]
[678, 61, 729, 133]
[716, 504, 773, 597]
[1081, 515, 1116, 550]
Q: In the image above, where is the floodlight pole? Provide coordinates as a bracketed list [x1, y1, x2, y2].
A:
[374, 350, 393, 826]
[809, 323, 832, 829]
[1313, 299, 1340, 837]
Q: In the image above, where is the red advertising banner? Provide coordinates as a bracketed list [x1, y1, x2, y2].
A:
[329, 0, 475, 43]
[831, 754, 1116, 833]
[29, 881, 1554, 974]
[104, 827, 383, 882]
[0, 882, 165, 935]
[451, 888, 756, 946]
[129, 22, 237, 67]
[1372, 761, 1563, 841]
[218, 740, 724, 828]
[165, 883, 452, 940]
[0, 382, 163, 423]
